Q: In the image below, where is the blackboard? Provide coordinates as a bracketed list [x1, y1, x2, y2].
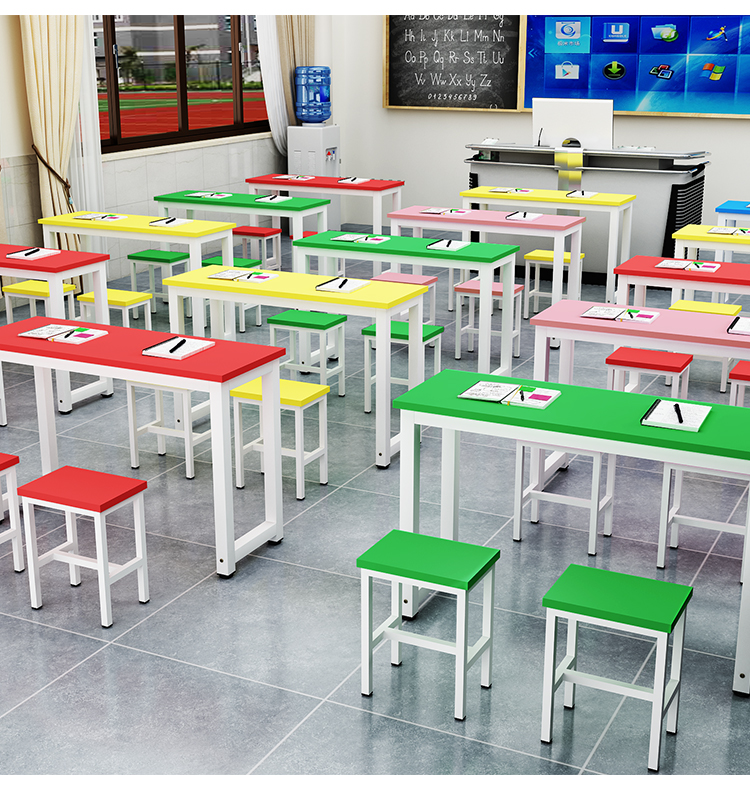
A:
[385, 15, 522, 111]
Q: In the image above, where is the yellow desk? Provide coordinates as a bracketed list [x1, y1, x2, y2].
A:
[460, 186, 635, 304]
[672, 224, 750, 266]
[163, 266, 428, 467]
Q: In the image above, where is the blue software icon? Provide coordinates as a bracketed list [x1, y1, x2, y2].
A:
[603, 22, 630, 43]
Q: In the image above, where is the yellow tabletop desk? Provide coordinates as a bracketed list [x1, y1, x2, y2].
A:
[38, 211, 237, 328]
[460, 186, 635, 304]
[163, 266, 429, 467]
[672, 224, 750, 264]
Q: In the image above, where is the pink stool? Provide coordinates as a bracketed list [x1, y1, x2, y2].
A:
[0, 453, 24, 572]
[729, 361, 750, 407]
[605, 348, 693, 398]
[453, 278, 524, 359]
[372, 271, 438, 324]
[232, 225, 282, 270]
[19, 466, 149, 628]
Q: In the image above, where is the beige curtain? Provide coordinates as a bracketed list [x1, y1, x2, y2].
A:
[277, 15, 315, 128]
[19, 15, 86, 251]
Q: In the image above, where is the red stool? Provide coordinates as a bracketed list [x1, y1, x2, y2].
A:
[605, 348, 693, 398]
[232, 225, 282, 270]
[372, 271, 438, 324]
[0, 453, 24, 572]
[729, 361, 750, 407]
[18, 467, 149, 627]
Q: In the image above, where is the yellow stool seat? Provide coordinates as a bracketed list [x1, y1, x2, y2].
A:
[3, 280, 76, 297]
[230, 378, 330, 407]
[523, 250, 584, 264]
[78, 288, 153, 308]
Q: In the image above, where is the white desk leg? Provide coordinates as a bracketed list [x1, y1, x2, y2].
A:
[499, 257, 515, 374]
[399, 411, 421, 535]
[734, 561, 750, 694]
[440, 428, 460, 541]
[605, 209, 620, 304]
[407, 299, 425, 390]
[260, 364, 283, 543]
[91, 267, 114, 396]
[375, 310, 392, 467]
[551, 237, 565, 306]
[188, 242, 205, 338]
[291, 216, 304, 272]
[533, 329, 551, 381]
[34, 367, 58, 474]
[568, 228, 583, 301]
[210, 382, 236, 576]
[558, 339, 575, 385]
[168, 287, 186, 334]
[477, 266, 494, 374]
[372, 197, 383, 277]
[47, 277, 74, 413]
[621, 204, 633, 262]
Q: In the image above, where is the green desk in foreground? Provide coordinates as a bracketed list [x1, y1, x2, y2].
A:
[293, 231, 520, 375]
[394, 368, 750, 694]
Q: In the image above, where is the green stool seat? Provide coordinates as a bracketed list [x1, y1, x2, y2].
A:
[127, 249, 189, 265]
[268, 310, 347, 331]
[267, 311, 347, 395]
[202, 256, 262, 269]
[358, 529, 501, 721]
[541, 564, 693, 772]
[360, 321, 445, 414]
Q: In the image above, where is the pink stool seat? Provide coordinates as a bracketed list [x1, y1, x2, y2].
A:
[0, 453, 19, 472]
[373, 272, 438, 286]
[605, 348, 693, 374]
[232, 225, 281, 239]
[729, 361, 750, 382]
[18, 466, 147, 512]
[454, 278, 524, 297]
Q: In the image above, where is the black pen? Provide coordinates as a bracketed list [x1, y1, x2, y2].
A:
[165, 217, 176, 224]
[338, 278, 348, 289]
[520, 389, 525, 401]
[446, 239, 452, 247]
[169, 338, 186, 354]
[23, 248, 40, 256]
[63, 328, 77, 338]
[674, 403, 683, 424]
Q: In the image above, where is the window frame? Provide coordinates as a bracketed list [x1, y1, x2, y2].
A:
[98, 14, 269, 154]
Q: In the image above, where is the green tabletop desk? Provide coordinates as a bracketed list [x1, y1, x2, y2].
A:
[394, 368, 750, 695]
[293, 231, 520, 376]
[163, 265, 428, 468]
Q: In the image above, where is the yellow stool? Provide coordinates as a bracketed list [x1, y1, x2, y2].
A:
[232, 378, 329, 501]
[78, 289, 154, 330]
[2, 280, 76, 322]
[523, 249, 585, 318]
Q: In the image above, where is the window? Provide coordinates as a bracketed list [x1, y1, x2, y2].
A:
[94, 15, 269, 152]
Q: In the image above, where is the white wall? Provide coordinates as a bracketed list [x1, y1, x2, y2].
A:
[327, 15, 750, 229]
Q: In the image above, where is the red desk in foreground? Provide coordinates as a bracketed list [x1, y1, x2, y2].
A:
[0, 316, 285, 576]
[615, 255, 750, 305]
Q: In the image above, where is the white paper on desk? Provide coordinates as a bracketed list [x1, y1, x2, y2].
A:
[505, 211, 543, 221]
[354, 235, 389, 244]
[5, 247, 61, 260]
[18, 323, 72, 339]
[186, 192, 230, 199]
[641, 399, 710, 432]
[581, 305, 626, 320]
[441, 208, 471, 215]
[315, 277, 369, 293]
[616, 308, 660, 323]
[48, 327, 108, 344]
[655, 259, 691, 269]
[273, 174, 314, 181]
[207, 269, 251, 280]
[255, 195, 293, 203]
[149, 217, 192, 227]
[75, 213, 127, 221]
[338, 177, 370, 184]
[458, 381, 520, 403]
[332, 234, 368, 242]
[566, 190, 598, 198]
[707, 226, 737, 235]
[241, 271, 279, 283]
[507, 387, 561, 409]
[489, 187, 532, 194]
[420, 207, 448, 214]
[727, 316, 750, 336]
[686, 262, 721, 272]
[142, 337, 214, 360]
[426, 239, 470, 251]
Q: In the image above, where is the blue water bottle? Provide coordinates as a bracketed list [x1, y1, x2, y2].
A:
[295, 66, 331, 124]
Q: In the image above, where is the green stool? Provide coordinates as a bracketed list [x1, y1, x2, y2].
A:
[357, 529, 501, 721]
[267, 310, 347, 395]
[202, 257, 264, 332]
[541, 564, 693, 772]
[361, 321, 444, 413]
[127, 249, 190, 316]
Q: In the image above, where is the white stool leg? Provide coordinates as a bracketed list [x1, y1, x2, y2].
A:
[133, 492, 149, 604]
[2, 467, 24, 570]
[130, 261, 139, 318]
[234, 399, 245, 488]
[155, 390, 167, 456]
[480, 566, 495, 689]
[467, 295, 476, 353]
[666, 612, 686, 735]
[337, 324, 346, 396]
[318, 396, 328, 486]
[729, 381, 740, 407]
[454, 588, 469, 720]
[454, 293, 462, 360]
[144, 303, 152, 331]
[149, 266, 157, 312]
[533, 261, 541, 314]
[588, 453, 602, 556]
[648, 632, 669, 771]
[294, 405, 305, 500]
[22, 500, 43, 610]
[93, 512, 114, 628]
[514, 291, 521, 357]
[433, 335, 442, 376]
[361, 571, 374, 696]
[364, 336, 373, 413]
[523, 259, 531, 319]
[65, 509, 81, 587]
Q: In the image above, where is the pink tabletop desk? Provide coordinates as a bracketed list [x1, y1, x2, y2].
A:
[0, 243, 112, 413]
[615, 255, 750, 305]
[0, 316, 285, 577]
[387, 205, 585, 311]
[246, 174, 404, 274]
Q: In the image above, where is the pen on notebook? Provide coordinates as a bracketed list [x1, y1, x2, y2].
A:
[23, 248, 40, 256]
[674, 403, 683, 424]
[338, 278, 348, 289]
[165, 217, 176, 224]
[63, 329, 76, 338]
[169, 338, 186, 354]
[520, 389, 525, 401]
[446, 239, 452, 247]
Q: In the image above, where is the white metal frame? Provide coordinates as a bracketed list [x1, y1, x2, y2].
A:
[0, 460, 24, 572]
[541, 605, 687, 772]
[21, 485, 149, 628]
[361, 562, 496, 721]
[454, 281, 522, 360]
[79, 292, 153, 330]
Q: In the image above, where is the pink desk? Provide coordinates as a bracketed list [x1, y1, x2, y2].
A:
[0, 316, 285, 577]
[615, 255, 750, 305]
[246, 174, 404, 274]
[0, 244, 112, 413]
[387, 205, 585, 311]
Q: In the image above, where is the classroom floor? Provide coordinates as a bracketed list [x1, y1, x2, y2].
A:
[1, 229, 749, 776]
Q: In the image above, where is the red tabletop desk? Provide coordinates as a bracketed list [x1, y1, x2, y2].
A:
[246, 174, 404, 274]
[0, 316, 285, 576]
[615, 255, 750, 305]
[0, 243, 112, 412]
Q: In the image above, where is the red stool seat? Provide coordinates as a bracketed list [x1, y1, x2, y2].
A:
[729, 361, 750, 382]
[454, 278, 524, 297]
[18, 466, 147, 512]
[232, 225, 281, 238]
[605, 347, 692, 374]
[0, 452, 20, 472]
[289, 231, 318, 240]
